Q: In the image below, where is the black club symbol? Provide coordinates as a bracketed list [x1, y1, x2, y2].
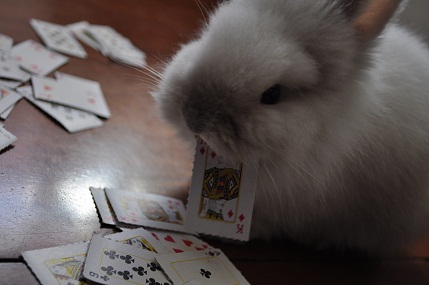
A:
[132, 266, 147, 276]
[120, 254, 135, 264]
[145, 278, 170, 285]
[118, 270, 133, 280]
[200, 268, 212, 279]
[147, 262, 162, 272]
[104, 250, 119, 260]
[101, 266, 116, 276]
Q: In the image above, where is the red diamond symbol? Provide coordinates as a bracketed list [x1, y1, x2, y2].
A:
[211, 151, 216, 159]
[227, 210, 234, 218]
[44, 85, 52, 91]
[239, 214, 245, 222]
[200, 147, 205, 155]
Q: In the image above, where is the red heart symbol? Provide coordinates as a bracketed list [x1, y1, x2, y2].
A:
[195, 247, 204, 251]
[151, 233, 159, 240]
[183, 240, 193, 247]
[173, 248, 184, 253]
[165, 235, 175, 243]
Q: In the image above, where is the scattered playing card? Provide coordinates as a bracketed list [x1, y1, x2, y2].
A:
[30, 18, 87, 59]
[0, 78, 22, 89]
[83, 234, 172, 285]
[0, 33, 13, 58]
[156, 250, 250, 285]
[0, 85, 22, 115]
[105, 188, 187, 232]
[148, 229, 213, 254]
[11, 39, 68, 76]
[85, 25, 145, 68]
[0, 56, 31, 82]
[31, 73, 110, 118]
[18, 86, 104, 133]
[90, 187, 118, 225]
[106, 228, 169, 254]
[186, 138, 258, 241]
[21, 242, 90, 285]
[68, 21, 101, 51]
[0, 126, 16, 151]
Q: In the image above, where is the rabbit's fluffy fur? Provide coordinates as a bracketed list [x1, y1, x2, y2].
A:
[154, 0, 429, 253]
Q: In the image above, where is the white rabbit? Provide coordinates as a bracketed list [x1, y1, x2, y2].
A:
[154, 0, 429, 254]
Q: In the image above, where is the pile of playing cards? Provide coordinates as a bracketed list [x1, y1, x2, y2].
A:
[22, 200, 251, 285]
[68, 20, 146, 68]
[0, 17, 146, 151]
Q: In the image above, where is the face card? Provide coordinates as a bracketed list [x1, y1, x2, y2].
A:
[104, 188, 187, 232]
[0, 56, 31, 82]
[83, 234, 172, 285]
[0, 126, 16, 151]
[30, 19, 87, 59]
[0, 85, 22, 115]
[21, 242, 90, 285]
[18, 86, 104, 133]
[156, 250, 250, 285]
[148, 229, 213, 254]
[11, 40, 69, 76]
[186, 138, 258, 241]
[106, 228, 169, 254]
[31, 73, 111, 118]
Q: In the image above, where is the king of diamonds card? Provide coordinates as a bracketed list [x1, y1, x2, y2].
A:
[186, 138, 258, 241]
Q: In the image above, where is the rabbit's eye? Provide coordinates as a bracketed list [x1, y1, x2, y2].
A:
[260, 85, 281, 105]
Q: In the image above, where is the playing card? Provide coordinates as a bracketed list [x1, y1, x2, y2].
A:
[21, 242, 90, 285]
[85, 25, 145, 68]
[68, 21, 101, 51]
[148, 229, 213, 254]
[186, 138, 258, 241]
[106, 228, 169, 254]
[0, 33, 13, 58]
[0, 105, 14, 120]
[0, 126, 16, 151]
[90, 187, 118, 225]
[105, 188, 187, 232]
[156, 250, 250, 285]
[30, 19, 87, 58]
[31, 73, 111, 118]
[0, 56, 31, 82]
[0, 85, 22, 115]
[0, 78, 22, 89]
[18, 86, 104, 133]
[11, 39, 68, 76]
[83, 234, 172, 285]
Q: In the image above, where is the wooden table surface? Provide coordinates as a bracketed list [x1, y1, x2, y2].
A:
[1, 0, 429, 284]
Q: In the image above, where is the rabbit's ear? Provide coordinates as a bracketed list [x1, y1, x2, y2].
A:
[349, 0, 402, 42]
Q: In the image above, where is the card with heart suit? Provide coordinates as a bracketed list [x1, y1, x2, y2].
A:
[186, 138, 258, 241]
[21, 242, 90, 285]
[30, 18, 87, 58]
[104, 188, 187, 232]
[156, 250, 250, 285]
[147, 229, 213, 254]
[31, 72, 111, 118]
[11, 40, 68, 76]
[106, 228, 169, 254]
[83, 234, 172, 285]
[18, 86, 104, 133]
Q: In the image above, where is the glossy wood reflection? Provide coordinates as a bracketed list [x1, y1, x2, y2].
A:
[1, 1, 429, 284]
